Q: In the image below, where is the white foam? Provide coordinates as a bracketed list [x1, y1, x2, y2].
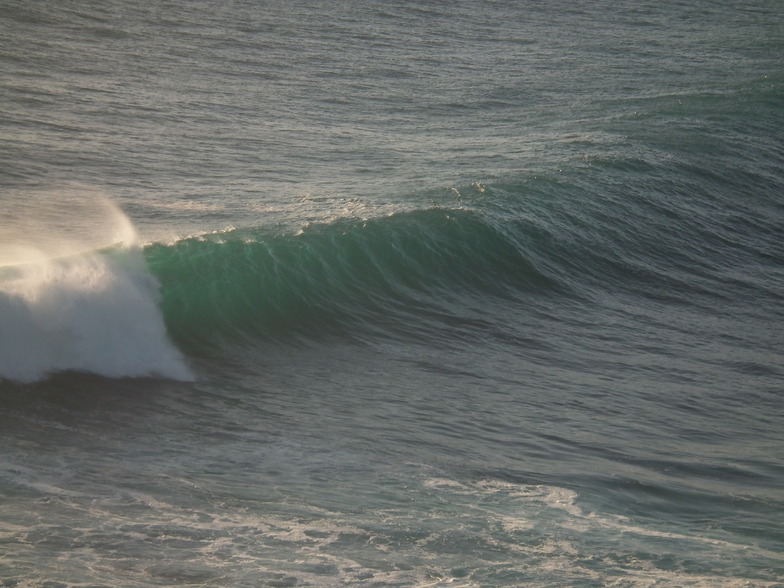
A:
[0, 248, 192, 382]
[0, 188, 191, 382]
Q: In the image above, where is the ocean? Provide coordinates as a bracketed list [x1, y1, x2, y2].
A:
[1, 0, 783, 585]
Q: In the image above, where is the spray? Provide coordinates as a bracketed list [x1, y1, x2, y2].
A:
[0, 186, 192, 382]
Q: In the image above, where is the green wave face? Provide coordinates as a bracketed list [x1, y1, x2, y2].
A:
[145, 207, 565, 349]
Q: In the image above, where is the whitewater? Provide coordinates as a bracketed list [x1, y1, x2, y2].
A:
[0, 189, 190, 383]
[1, 0, 783, 586]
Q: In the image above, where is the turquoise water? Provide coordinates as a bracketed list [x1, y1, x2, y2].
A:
[1, 0, 783, 585]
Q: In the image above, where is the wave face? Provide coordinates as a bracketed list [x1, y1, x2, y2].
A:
[145, 205, 567, 350]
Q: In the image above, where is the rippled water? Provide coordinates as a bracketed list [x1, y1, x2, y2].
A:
[1, 0, 783, 585]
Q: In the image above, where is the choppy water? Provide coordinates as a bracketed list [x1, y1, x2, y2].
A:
[1, 0, 783, 586]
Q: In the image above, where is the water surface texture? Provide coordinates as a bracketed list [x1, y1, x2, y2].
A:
[1, 0, 783, 586]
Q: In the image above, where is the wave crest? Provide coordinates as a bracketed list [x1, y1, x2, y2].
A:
[0, 189, 191, 383]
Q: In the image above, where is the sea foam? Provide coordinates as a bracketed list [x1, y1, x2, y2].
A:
[0, 188, 192, 383]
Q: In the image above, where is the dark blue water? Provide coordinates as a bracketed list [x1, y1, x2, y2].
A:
[1, 0, 783, 585]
